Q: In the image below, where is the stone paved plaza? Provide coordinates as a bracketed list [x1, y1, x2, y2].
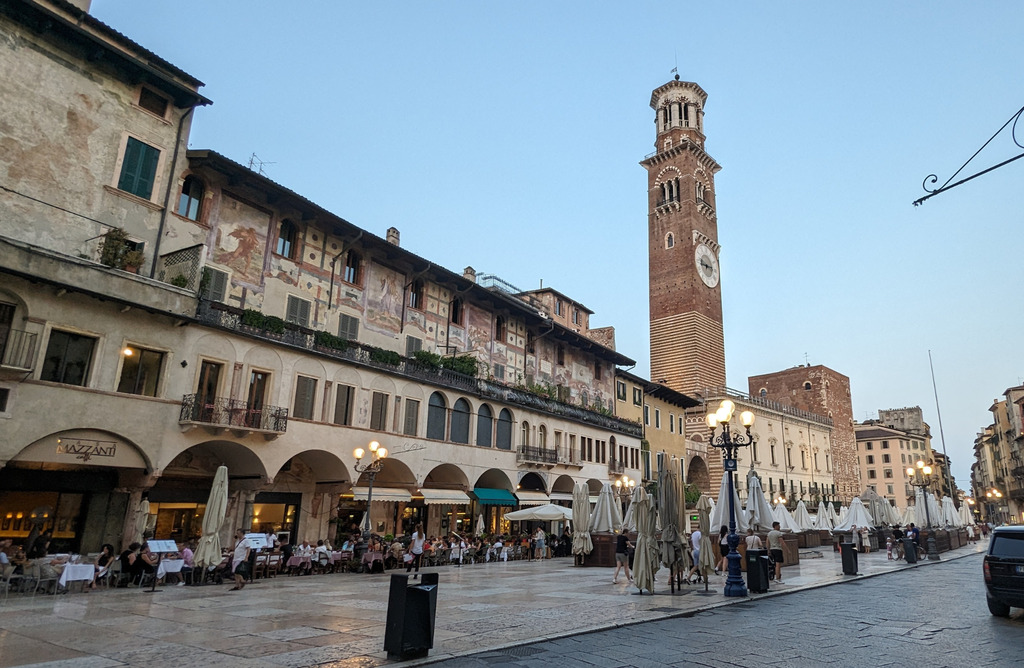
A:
[0, 541, 987, 668]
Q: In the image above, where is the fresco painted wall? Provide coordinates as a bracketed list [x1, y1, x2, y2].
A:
[212, 193, 270, 288]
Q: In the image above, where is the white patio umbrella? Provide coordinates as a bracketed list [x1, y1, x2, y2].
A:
[590, 482, 622, 533]
[940, 496, 961, 527]
[194, 465, 229, 568]
[745, 476, 775, 531]
[832, 497, 874, 532]
[631, 486, 658, 594]
[621, 499, 637, 532]
[815, 500, 833, 530]
[959, 502, 974, 526]
[884, 501, 903, 526]
[838, 505, 849, 524]
[504, 504, 572, 522]
[902, 504, 918, 527]
[475, 513, 485, 534]
[772, 502, 802, 532]
[571, 483, 593, 557]
[709, 471, 747, 535]
[792, 500, 816, 531]
[826, 502, 840, 528]
[926, 492, 942, 528]
[133, 497, 151, 544]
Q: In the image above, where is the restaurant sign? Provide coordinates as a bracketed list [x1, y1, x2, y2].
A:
[56, 437, 117, 462]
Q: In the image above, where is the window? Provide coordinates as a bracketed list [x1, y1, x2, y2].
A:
[177, 176, 203, 220]
[555, 300, 563, 316]
[759, 388, 767, 398]
[881, 441, 890, 449]
[801, 451, 807, 469]
[450, 298, 464, 326]
[865, 443, 873, 450]
[643, 404, 651, 426]
[494, 316, 507, 342]
[866, 455, 874, 464]
[0, 387, 8, 413]
[814, 452, 819, 470]
[137, 87, 168, 117]
[276, 220, 298, 258]
[572, 309, 581, 325]
[556, 344, 565, 366]
[520, 421, 530, 447]
[655, 409, 661, 429]
[370, 392, 389, 431]
[201, 267, 228, 302]
[882, 454, 891, 463]
[884, 469, 893, 479]
[669, 414, 675, 433]
[492, 363, 505, 380]
[343, 250, 362, 285]
[538, 425, 547, 448]
[868, 470, 877, 479]
[826, 453, 831, 472]
[633, 387, 642, 406]
[117, 345, 163, 396]
[803, 381, 812, 390]
[338, 314, 359, 341]
[616, 381, 626, 401]
[197, 360, 222, 409]
[594, 361, 602, 381]
[770, 442, 777, 466]
[427, 392, 447, 440]
[406, 336, 422, 356]
[285, 295, 311, 328]
[403, 398, 420, 436]
[477, 405, 493, 447]
[41, 330, 95, 386]
[666, 233, 674, 249]
[887, 484, 894, 495]
[496, 408, 513, 450]
[408, 279, 425, 310]
[293, 376, 317, 420]
[451, 399, 470, 444]
[333, 384, 355, 425]
[117, 137, 160, 200]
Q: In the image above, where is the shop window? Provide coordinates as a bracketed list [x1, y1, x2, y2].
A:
[403, 398, 419, 436]
[117, 137, 160, 200]
[370, 391, 388, 431]
[276, 219, 297, 259]
[116, 345, 164, 396]
[451, 398, 470, 444]
[293, 376, 317, 420]
[477, 404, 493, 447]
[41, 330, 95, 386]
[427, 392, 447, 440]
[334, 384, 355, 426]
[496, 408, 513, 450]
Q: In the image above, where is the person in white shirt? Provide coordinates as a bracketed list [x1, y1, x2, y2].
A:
[745, 528, 763, 550]
[230, 529, 250, 591]
[406, 524, 426, 578]
[489, 537, 504, 562]
[297, 540, 314, 557]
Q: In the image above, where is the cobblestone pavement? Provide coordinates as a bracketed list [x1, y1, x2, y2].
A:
[0, 541, 991, 667]
[429, 551, 1023, 668]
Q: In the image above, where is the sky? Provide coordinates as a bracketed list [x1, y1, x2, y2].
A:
[91, 1, 1024, 491]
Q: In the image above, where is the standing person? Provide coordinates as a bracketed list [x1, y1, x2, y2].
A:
[850, 525, 861, 551]
[716, 526, 729, 574]
[745, 528, 762, 550]
[612, 528, 632, 584]
[891, 526, 905, 560]
[767, 521, 785, 584]
[886, 536, 894, 560]
[406, 523, 425, 578]
[686, 528, 703, 583]
[909, 522, 921, 556]
[230, 529, 250, 591]
[534, 527, 546, 560]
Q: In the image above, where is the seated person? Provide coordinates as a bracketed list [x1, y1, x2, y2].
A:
[119, 542, 140, 584]
[340, 536, 355, 552]
[130, 542, 158, 585]
[296, 540, 314, 558]
[0, 538, 13, 579]
[314, 539, 329, 557]
[91, 543, 116, 589]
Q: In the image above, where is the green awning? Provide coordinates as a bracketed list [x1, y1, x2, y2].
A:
[472, 487, 518, 506]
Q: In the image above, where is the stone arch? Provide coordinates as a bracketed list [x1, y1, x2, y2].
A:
[354, 457, 415, 487]
[552, 474, 576, 496]
[586, 478, 603, 495]
[517, 471, 547, 493]
[423, 463, 470, 490]
[9, 428, 152, 472]
[475, 468, 514, 492]
[686, 455, 711, 494]
[160, 439, 268, 479]
[270, 449, 350, 485]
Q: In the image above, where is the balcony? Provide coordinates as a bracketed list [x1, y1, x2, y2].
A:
[1, 328, 37, 371]
[608, 459, 626, 476]
[179, 393, 288, 439]
[196, 299, 644, 439]
[517, 445, 558, 467]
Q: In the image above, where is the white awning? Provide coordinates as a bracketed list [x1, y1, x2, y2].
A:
[417, 489, 471, 505]
[550, 492, 574, 502]
[352, 487, 412, 503]
[515, 491, 551, 507]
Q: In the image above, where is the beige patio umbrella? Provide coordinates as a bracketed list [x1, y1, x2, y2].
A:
[631, 486, 657, 594]
[571, 483, 593, 557]
[658, 463, 683, 578]
[695, 494, 717, 592]
[133, 497, 151, 544]
[194, 465, 229, 568]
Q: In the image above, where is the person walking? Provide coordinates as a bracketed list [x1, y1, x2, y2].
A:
[767, 521, 785, 584]
[533, 527, 546, 560]
[716, 526, 729, 574]
[744, 528, 762, 550]
[406, 523, 426, 578]
[612, 527, 632, 584]
[686, 528, 703, 583]
[230, 529, 250, 591]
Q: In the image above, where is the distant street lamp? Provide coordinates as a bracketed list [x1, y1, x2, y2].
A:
[907, 460, 939, 561]
[353, 440, 388, 550]
[614, 475, 636, 520]
[985, 488, 1004, 524]
[706, 399, 756, 597]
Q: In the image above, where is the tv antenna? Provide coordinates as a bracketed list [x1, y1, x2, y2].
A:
[247, 153, 275, 176]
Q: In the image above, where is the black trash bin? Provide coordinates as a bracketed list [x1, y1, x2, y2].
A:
[839, 542, 859, 575]
[903, 536, 918, 564]
[746, 548, 769, 593]
[384, 573, 438, 660]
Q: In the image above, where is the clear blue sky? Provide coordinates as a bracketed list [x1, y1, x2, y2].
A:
[93, 1, 1024, 494]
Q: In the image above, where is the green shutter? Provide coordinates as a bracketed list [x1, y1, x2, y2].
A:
[118, 138, 160, 199]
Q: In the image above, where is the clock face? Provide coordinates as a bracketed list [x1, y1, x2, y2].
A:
[695, 243, 720, 288]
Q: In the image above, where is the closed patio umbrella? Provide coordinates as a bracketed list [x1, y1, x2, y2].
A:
[631, 486, 658, 594]
[571, 483, 593, 557]
[940, 496, 961, 527]
[709, 471, 747, 535]
[958, 502, 974, 526]
[658, 464, 683, 576]
[133, 498, 151, 545]
[745, 475, 775, 531]
[590, 482, 623, 533]
[815, 500, 833, 530]
[792, 500, 815, 532]
[832, 497, 874, 532]
[772, 502, 802, 533]
[695, 494, 717, 592]
[926, 492, 942, 528]
[475, 513, 485, 535]
[194, 466, 229, 568]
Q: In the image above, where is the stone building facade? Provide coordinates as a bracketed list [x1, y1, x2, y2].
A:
[747, 365, 859, 503]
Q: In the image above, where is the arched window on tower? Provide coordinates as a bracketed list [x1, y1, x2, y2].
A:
[665, 233, 674, 249]
[695, 182, 706, 203]
[683, 103, 690, 127]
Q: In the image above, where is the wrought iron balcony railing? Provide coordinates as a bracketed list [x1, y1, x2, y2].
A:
[608, 459, 626, 476]
[517, 445, 558, 465]
[179, 393, 288, 433]
[1, 328, 38, 370]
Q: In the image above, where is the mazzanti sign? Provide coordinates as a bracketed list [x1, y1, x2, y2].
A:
[56, 437, 117, 462]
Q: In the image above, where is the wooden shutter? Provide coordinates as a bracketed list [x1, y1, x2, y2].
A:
[406, 336, 422, 356]
[286, 296, 310, 327]
[338, 314, 359, 341]
[293, 376, 316, 420]
[333, 385, 353, 426]
[403, 399, 419, 436]
[370, 392, 388, 431]
[202, 268, 229, 302]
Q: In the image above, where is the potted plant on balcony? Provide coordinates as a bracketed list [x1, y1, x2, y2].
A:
[99, 227, 145, 273]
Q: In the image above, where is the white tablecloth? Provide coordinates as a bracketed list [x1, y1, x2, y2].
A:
[157, 559, 184, 578]
[58, 563, 95, 587]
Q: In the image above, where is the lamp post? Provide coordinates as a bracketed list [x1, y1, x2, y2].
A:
[907, 460, 940, 560]
[353, 440, 388, 555]
[614, 475, 636, 523]
[706, 399, 756, 597]
[985, 488, 1003, 525]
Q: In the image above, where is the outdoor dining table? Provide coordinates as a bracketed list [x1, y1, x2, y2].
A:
[361, 550, 383, 565]
[286, 555, 312, 569]
[58, 563, 95, 588]
[156, 559, 184, 579]
[329, 550, 353, 564]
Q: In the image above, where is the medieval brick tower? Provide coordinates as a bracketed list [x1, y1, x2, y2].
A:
[641, 76, 726, 398]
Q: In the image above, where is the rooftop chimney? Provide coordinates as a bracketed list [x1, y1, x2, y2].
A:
[463, 266, 477, 283]
[386, 227, 400, 246]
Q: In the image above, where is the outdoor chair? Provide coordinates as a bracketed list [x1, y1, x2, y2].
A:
[1, 571, 25, 604]
[266, 553, 282, 577]
[314, 552, 331, 574]
[254, 554, 268, 579]
[499, 546, 510, 562]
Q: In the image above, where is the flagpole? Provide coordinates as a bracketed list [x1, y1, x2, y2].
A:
[928, 350, 954, 500]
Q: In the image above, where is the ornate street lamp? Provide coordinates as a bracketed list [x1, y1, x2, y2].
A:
[706, 399, 756, 597]
[353, 440, 388, 549]
[907, 460, 940, 560]
[614, 475, 636, 520]
[985, 488, 1003, 524]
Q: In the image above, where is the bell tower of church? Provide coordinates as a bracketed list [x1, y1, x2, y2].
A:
[641, 76, 726, 397]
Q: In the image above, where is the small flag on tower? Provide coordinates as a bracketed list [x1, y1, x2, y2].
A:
[670, 67, 678, 74]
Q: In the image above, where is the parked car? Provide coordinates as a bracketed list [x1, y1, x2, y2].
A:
[983, 525, 1024, 616]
